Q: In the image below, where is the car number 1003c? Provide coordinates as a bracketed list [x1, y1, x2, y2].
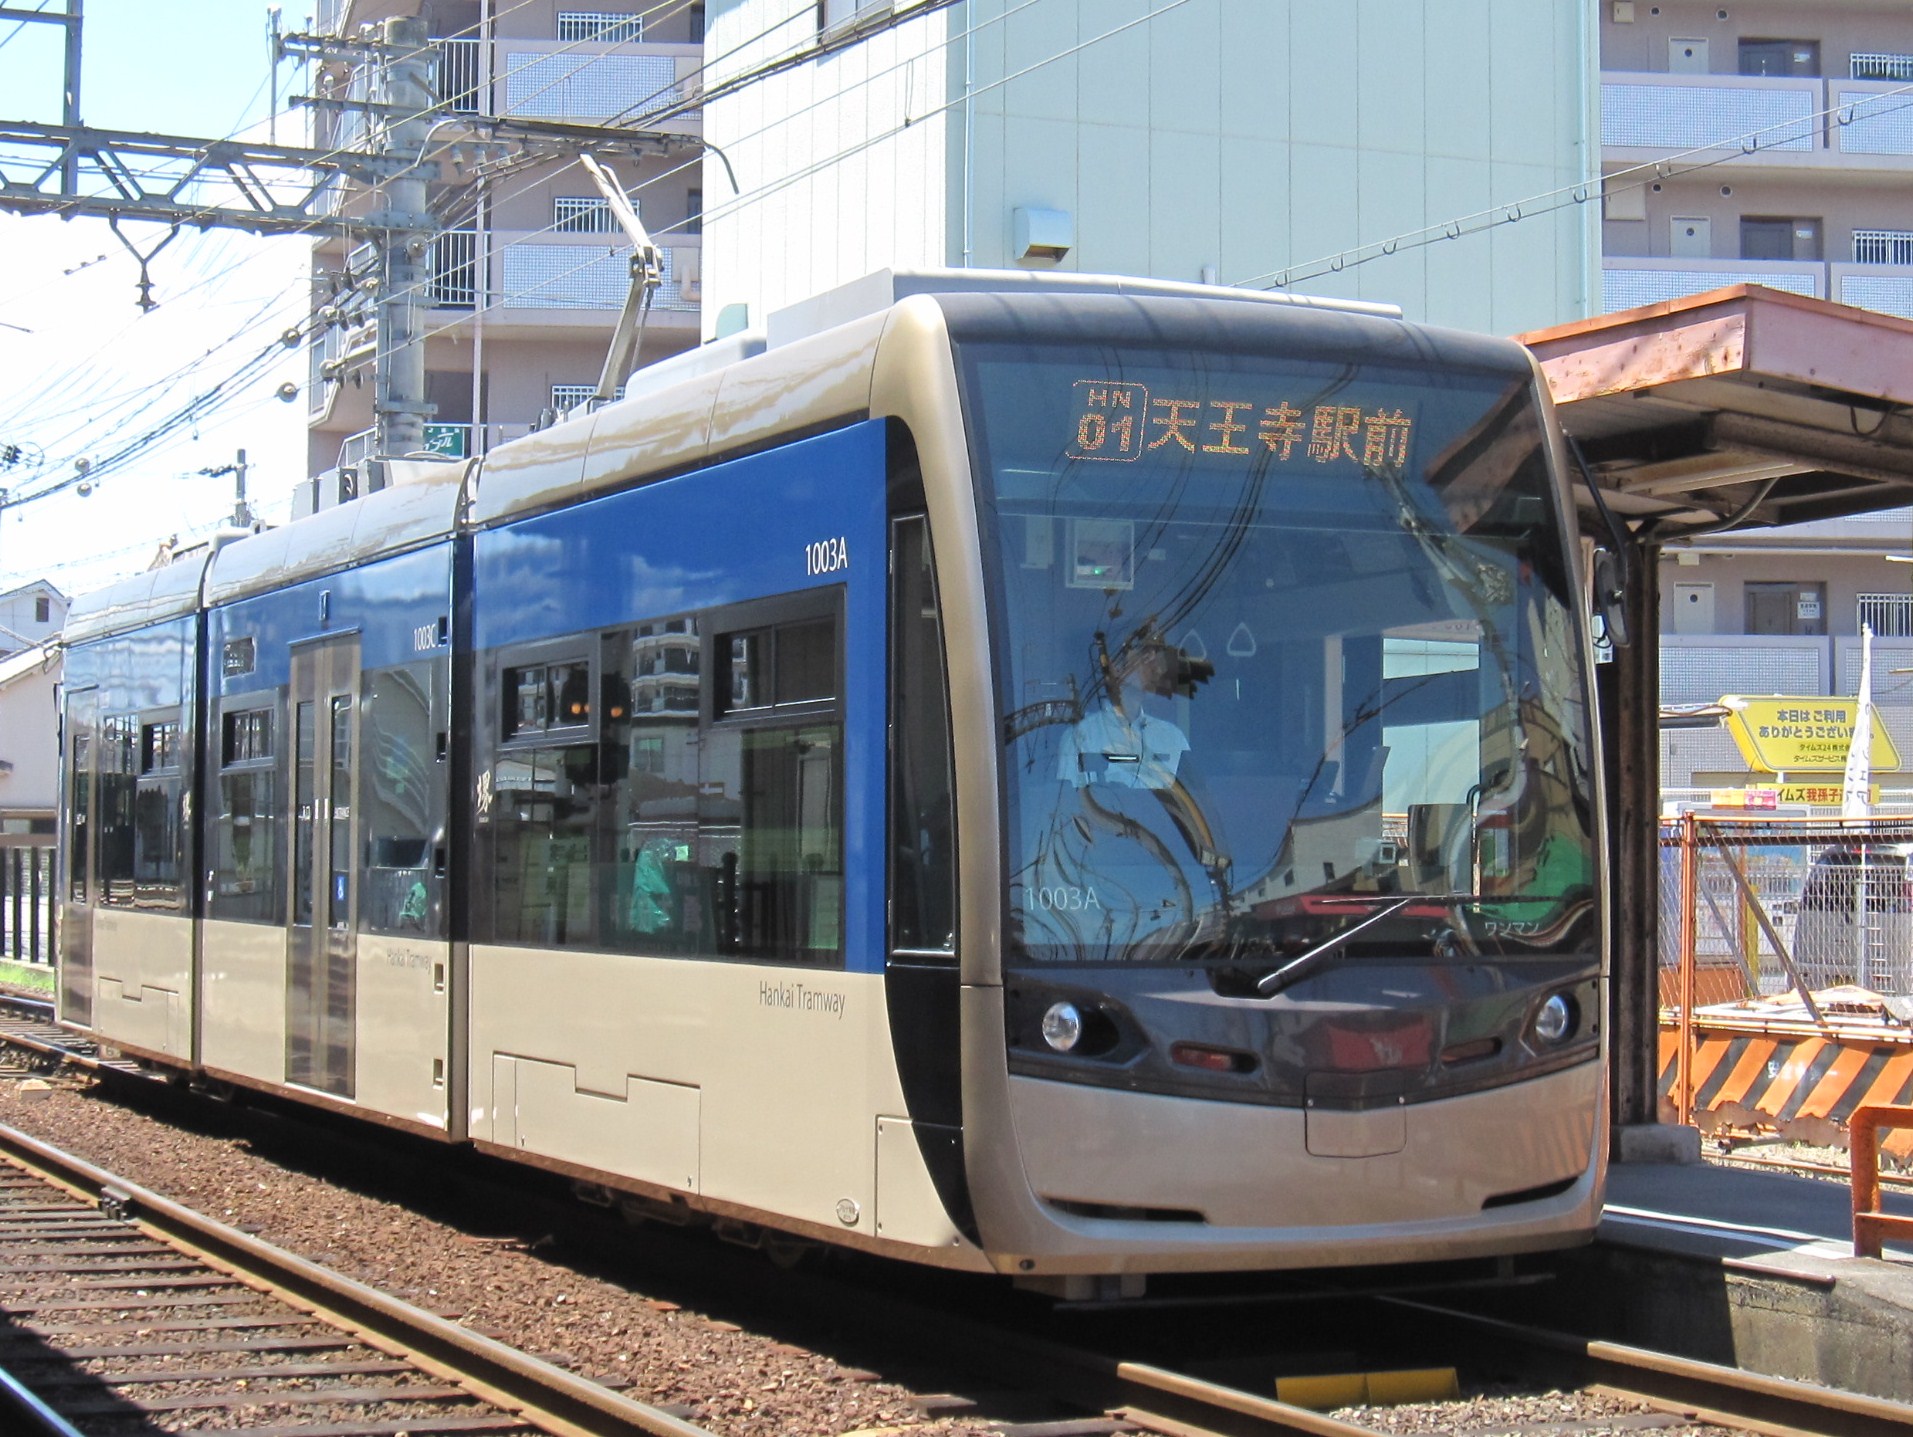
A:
[806, 536, 849, 576]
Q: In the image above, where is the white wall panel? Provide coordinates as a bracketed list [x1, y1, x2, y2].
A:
[705, 0, 1594, 335]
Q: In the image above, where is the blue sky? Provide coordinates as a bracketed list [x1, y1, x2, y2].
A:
[0, 2, 313, 598]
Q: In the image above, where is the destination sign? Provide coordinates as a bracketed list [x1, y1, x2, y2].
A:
[1066, 380, 1416, 469]
[1720, 694, 1902, 774]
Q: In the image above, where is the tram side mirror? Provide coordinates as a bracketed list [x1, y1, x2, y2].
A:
[1592, 547, 1630, 649]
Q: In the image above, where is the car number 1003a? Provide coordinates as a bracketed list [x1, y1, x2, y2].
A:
[806, 536, 849, 576]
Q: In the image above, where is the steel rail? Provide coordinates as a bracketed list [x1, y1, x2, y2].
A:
[0, 994, 147, 1079]
[0, 1121, 714, 1437]
[0, 1362, 85, 1437]
[1387, 1299, 1913, 1437]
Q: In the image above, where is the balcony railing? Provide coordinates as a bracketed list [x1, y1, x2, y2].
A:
[430, 39, 701, 122]
[430, 229, 479, 307]
[438, 37, 481, 114]
[1603, 71, 1913, 166]
[1601, 257, 1821, 313]
[1833, 264, 1913, 321]
[1603, 72, 1820, 156]
[496, 234, 699, 312]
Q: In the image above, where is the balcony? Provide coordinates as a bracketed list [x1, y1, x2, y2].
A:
[1603, 72, 1820, 165]
[1603, 71, 1913, 175]
[1601, 256, 1821, 313]
[1832, 264, 1913, 321]
[1599, 256, 1913, 320]
[435, 39, 702, 129]
[490, 232, 700, 316]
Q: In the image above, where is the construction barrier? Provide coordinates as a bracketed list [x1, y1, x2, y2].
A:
[1659, 816, 1913, 1150]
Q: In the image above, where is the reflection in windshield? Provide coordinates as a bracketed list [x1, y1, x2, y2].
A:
[964, 345, 1598, 969]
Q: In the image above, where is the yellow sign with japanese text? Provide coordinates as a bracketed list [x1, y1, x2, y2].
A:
[1708, 783, 1881, 808]
[1720, 695, 1902, 774]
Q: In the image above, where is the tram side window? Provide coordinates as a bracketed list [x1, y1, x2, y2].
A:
[889, 516, 955, 952]
[212, 703, 281, 923]
[133, 714, 186, 909]
[65, 724, 91, 903]
[360, 660, 448, 937]
[96, 715, 138, 907]
[477, 596, 844, 966]
[483, 652, 600, 946]
[606, 619, 701, 952]
[704, 603, 843, 963]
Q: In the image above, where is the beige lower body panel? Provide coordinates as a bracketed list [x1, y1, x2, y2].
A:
[468, 946, 964, 1253]
[1000, 1060, 1604, 1273]
[354, 934, 453, 1133]
[91, 909, 192, 1059]
[199, 919, 287, 1079]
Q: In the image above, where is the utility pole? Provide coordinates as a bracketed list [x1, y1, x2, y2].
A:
[369, 16, 435, 463]
[199, 449, 252, 528]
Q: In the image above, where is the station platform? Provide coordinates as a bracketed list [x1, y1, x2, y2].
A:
[1543, 1155, 1913, 1401]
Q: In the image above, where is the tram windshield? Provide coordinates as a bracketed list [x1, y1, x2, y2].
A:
[957, 336, 1597, 970]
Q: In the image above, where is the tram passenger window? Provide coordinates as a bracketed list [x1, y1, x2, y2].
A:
[478, 599, 841, 965]
[360, 662, 447, 936]
[606, 619, 702, 954]
[213, 704, 280, 924]
[96, 715, 138, 907]
[487, 746, 598, 945]
[706, 600, 844, 964]
[130, 713, 186, 910]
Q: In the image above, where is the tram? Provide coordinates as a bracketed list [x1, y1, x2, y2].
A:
[57, 271, 1606, 1295]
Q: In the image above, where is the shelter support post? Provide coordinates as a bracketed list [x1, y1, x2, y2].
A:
[1603, 537, 1698, 1162]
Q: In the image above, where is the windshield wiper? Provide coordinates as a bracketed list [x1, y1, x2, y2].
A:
[1254, 893, 1477, 998]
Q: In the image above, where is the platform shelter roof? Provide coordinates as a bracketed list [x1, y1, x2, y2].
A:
[1517, 285, 1913, 534]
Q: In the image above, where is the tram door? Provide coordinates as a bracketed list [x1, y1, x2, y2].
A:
[287, 637, 359, 1098]
[60, 685, 98, 1027]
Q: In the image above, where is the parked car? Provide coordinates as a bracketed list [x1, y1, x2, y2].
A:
[1792, 844, 1913, 994]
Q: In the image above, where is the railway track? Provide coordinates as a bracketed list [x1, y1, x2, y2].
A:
[0, 1119, 712, 1436]
[3, 996, 1912, 1437]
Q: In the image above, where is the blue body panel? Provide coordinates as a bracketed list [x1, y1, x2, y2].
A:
[472, 421, 892, 975]
[206, 542, 454, 693]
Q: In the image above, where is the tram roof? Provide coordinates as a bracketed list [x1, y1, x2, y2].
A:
[1517, 285, 1913, 536]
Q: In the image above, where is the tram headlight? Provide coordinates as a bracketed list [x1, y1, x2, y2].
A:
[1533, 992, 1578, 1046]
[1041, 1001, 1085, 1054]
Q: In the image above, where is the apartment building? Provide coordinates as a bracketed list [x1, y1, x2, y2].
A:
[1596, 4, 1913, 797]
[304, 0, 708, 491]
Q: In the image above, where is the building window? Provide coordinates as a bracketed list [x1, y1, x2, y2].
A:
[34, 595, 49, 623]
[684, 187, 702, 236]
[429, 229, 478, 307]
[818, 0, 885, 38]
[554, 196, 622, 234]
[1858, 594, 1913, 639]
[1855, 230, 1913, 265]
[1740, 216, 1822, 262]
[1739, 39, 1820, 77]
[551, 383, 624, 414]
[557, 10, 642, 42]
[1852, 52, 1913, 82]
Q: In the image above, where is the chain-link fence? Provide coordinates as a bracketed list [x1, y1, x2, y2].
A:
[0, 846, 55, 965]
[1658, 817, 1913, 1008]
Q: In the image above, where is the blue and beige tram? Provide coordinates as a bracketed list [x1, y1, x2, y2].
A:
[57, 271, 1606, 1295]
